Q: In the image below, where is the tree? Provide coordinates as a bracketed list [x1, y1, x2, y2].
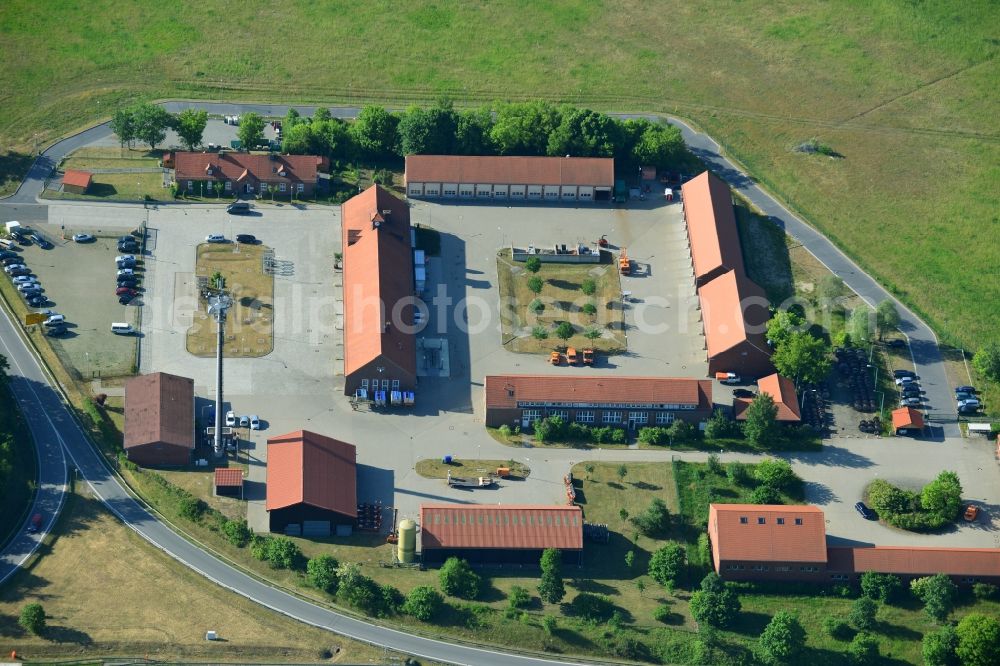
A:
[748, 484, 782, 504]
[455, 106, 495, 155]
[282, 122, 320, 155]
[624, 550, 635, 568]
[875, 300, 901, 339]
[743, 393, 779, 447]
[727, 461, 752, 486]
[237, 112, 266, 150]
[849, 306, 875, 345]
[221, 518, 252, 547]
[817, 275, 846, 307]
[306, 554, 340, 594]
[860, 571, 902, 604]
[689, 573, 741, 628]
[110, 109, 136, 149]
[705, 408, 741, 439]
[922, 625, 959, 666]
[581, 278, 597, 295]
[756, 610, 806, 665]
[753, 458, 797, 492]
[175, 109, 208, 151]
[911, 574, 957, 624]
[848, 596, 878, 631]
[616, 464, 628, 482]
[555, 321, 574, 340]
[648, 543, 686, 588]
[766, 309, 807, 349]
[538, 548, 565, 604]
[920, 471, 963, 522]
[402, 585, 444, 621]
[508, 585, 531, 610]
[531, 325, 548, 340]
[972, 341, 1000, 382]
[632, 498, 671, 538]
[131, 102, 172, 150]
[771, 331, 832, 385]
[541, 615, 557, 635]
[848, 632, 880, 665]
[707, 453, 724, 475]
[19, 603, 45, 635]
[313, 107, 332, 122]
[956, 613, 1000, 666]
[337, 562, 384, 615]
[438, 557, 481, 599]
[631, 121, 688, 171]
[546, 107, 620, 157]
[398, 100, 458, 155]
[527, 276, 544, 294]
[490, 101, 561, 155]
[525, 256, 541, 273]
[264, 537, 304, 570]
[351, 104, 399, 160]
[284, 107, 302, 129]
[584, 327, 601, 340]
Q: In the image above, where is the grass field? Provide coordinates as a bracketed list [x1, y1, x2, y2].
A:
[41, 171, 165, 202]
[186, 243, 273, 357]
[0, 486, 393, 663]
[497, 250, 626, 354]
[1, 1, 996, 349]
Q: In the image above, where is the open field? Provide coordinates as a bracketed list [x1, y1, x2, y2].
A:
[497, 250, 625, 354]
[0, 487, 393, 663]
[1, 1, 997, 349]
[186, 243, 273, 357]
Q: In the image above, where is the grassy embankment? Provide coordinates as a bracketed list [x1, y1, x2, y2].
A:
[1, 1, 994, 348]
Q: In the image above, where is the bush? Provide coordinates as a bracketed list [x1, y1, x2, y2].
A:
[524, 256, 542, 273]
[973, 582, 998, 600]
[541, 614, 557, 635]
[848, 596, 878, 630]
[337, 563, 386, 616]
[307, 554, 340, 594]
[637, 426, 670, 445]
[221, 518, 252, 547]
[648, 543, 686, 588]
[264, 537, 305, 570]
[726, 462, 752, 485]
[568, 592, 615, 622]
[848, 632, 880, 665]
[696, 532, 712, 567]
[508, 585, 531, 610]
[605, 631, 649, 660]
[531, 325, 548, 340]
[632, 498, 671, 538]
[527, 276, 544, 294]
[922, 625, 958, 666]
[823, 615, 853, 641]
[529, 298, 544, 313]
[911, 574, 957, 624]
[668, 419, 699, 444]
[402, 586, 443, 621]
[439, 557, 482, 600]
[705, 409, 742, 440]
[689, 573, 741, 629]
[19, 603, 45, 635]
[177, 494, 207, 522]
[581, 302, 597, 315]
[748, 484, 782, 504]
[555, 321, 574, 340]
[754, 458, 797, 492]
[581, 278, 596, 296]
[249, 535, 272, 561]
[380, 584, 404, 615]
[869, 474, 963, 532]
[860, 571, 902, 603]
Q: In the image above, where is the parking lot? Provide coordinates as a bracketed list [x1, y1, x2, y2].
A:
[7, 221, 139, 378]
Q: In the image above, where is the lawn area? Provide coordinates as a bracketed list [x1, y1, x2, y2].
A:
[57, 146, 162, 170]
[42, 171, 166, 201]
[415, 457, 530, 480]
[0, 486, 392, 663]
[186, 243, 273, 357]
[497, 249, 626, 354]
[2, 1, 995, 351]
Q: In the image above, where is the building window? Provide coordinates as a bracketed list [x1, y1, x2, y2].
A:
[775, 566, 790, 572]
[225, 181, 232, 191]
[628, 411, 648, 425]
[757, 517, 765, 525]
[752, 565, 770, 572]
[795, 518, 803, 525]
[655, 412, 675, 425]
[261, 183, 268, 192]
[549, 409, 569, 420]
[297, 183, 304, 192]
[382, 379, 389, 388]
[739, 517, 748, 524]
[522, 409, 542, 423]
[576, 411, 595, 423]
[279, 182, 287, 192]
[361, 379, 368, 388]
[392, 380, 400, 389]
[602, 411, 622, 424]
[726, 564, 744, 571]
[831, 574, 849, 581]
[800, 566, 818, 572]
[187, 180, 194, 191]
[776, 518, 785, 525]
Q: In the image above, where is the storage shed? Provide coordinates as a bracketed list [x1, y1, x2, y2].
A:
[62, 169, 93, 195]
[892, 407, 925, 435]
[123, 372, 195, 466]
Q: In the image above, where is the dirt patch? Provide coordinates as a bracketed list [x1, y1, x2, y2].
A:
[186, 243, 273, 357]
[496, 249, 626, 354]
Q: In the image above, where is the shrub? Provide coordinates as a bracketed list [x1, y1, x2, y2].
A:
[541, 614, 557, 635]
[706, 454, 723, 475]
[748, 484, 782, 505]
[922, 625, 958, 666]
[668, 419, 698, 444]
[756, 610, 806, 665]
[632, 498, 671, 538]
[637, 426, 670, 445]
[973, 582, 998, 600]
[823, 615, 853, 640]
[177, 495, 207, 522]
[754, 458, 797, 491]
[527, 276, 544, 294]
[380, 584, 404, 615]
[689, 573, 741, 629]
[705, 409, 742, 440]
[337, 563, 385, 616]
[848, 596, 878, 630]
[605, 631, 649, 660]
[848, 632, 880, 665]
[568, 592, 615, 622]
[498, 424, 513, 439]
[653, 604, 673, 623]
[581, 302, 597, 315]
[263, 537, 304, 570]
[439, 557, 482, 600]
[221, 518, 252, 547]
[306, 554, 340, 594]
[860, 571, 902, 603]
[696, 532, 711, 567]
[524, 256, 542, 273]
[726, 462, 752, 485]
[531, 325, 548, 340]
[581, 278, 596, 295]
[249, 535, 272, 561]
[911, 574, 957, 624]
[528, 298, 544, 313]
[508, 585, 531, 610]
[19, 603, 45, 635]
[555, 321, 574, 340]
[402, 586, 443, 621]
[648, 543, 686, 588]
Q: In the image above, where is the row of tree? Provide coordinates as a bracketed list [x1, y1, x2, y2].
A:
[110, 103, 209, 152]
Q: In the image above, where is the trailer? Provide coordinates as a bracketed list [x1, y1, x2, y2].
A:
[447, 470, 494, 488]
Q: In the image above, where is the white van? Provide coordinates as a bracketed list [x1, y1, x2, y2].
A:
[111, 322, 134, 335]
[44, 314, 65, 327]
[0, 238, 16, 250]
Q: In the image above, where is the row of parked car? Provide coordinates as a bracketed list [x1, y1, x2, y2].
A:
[1, 250, 71, 335]
[114, 235, 142, 304]
[894, 368, 981, 414]
[225, 410, 260, 430]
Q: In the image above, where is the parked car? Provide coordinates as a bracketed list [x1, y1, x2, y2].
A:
[958, 404, 981, 415]
[205, 234, 226, 243]
[12, 275, 36, 284]
[119, 295, 135, 305]
[895, 376, 917, 386]
[227, 202, 251, 215]
[72, 234, 96, 243]
[31, 234, 52, 249]
[954, 385, 976, 394]
[117, 278, 139, 288]
[7, 267, 30, 277]
[44, 314, 65, 326]
[899, 397, 922, 407]
[116, 287, 138, 297]
[45, 325, 68, 337]
[117, 268, 134, 277]
[733, 388, 755, 398]
[2, 256, 25, 266]
[855, 502, 875, 520]
[225, 410, 236, 427]
[887, 339, 907, 348]
[0, 251, 18, 260]
[235, 233, 257, 244]
[893, 369, 916, 378]
[239, 415, 250, 428]
[248, 414, 260, 430]
[957, 398, 981, 409]
[17, 280, 41, 291]
[955, 391, 976, 402]
[27, 295, 48, 307]
[20, 287, 42, 298]
[116, 254, 137, 266]
[118, 241, 139, 253]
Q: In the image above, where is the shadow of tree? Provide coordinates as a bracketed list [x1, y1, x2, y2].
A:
[0, 151, 34, 194]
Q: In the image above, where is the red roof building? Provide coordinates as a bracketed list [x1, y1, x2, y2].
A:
[404, 155, 614, 202]
[827, 546, 1000, 582]
[892, 406, 925, 435]
[682, 171, 746, 286]
[62, 169, 93, 194]
[266, 430, 357, 534]
[698, 269, 773, 378]
[214, 468, 243, 498]
[341, 185, 416, 398]
[123, 372, 194, 467]
[172, 151, 328, 198]
[420, 504, 584, 565]
[734, 374, 801, 422]
[483, 375, 713, 429]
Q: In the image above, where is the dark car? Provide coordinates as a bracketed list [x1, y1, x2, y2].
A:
[901, 387, 922, 398]
[893, 369, 916, 379]
[117, 278, 139, 288]
[27, 295, 47, 307]
[116, 287, 138, 297]
[0, 251, 18, 260]
[954, 385, 976, 394]
[45, 324, 68, 337]
[227, 202, 251, 215]
[2, 256, 25, 266]
[733, 388, 755, 398]
[8, 267, 30, 277]
[235, 233, 257, 244]
[30, 234, 53, 249]
[855, 502, 875, 520]
[119, 294, 135, 305]
[118, 242, 139, 253]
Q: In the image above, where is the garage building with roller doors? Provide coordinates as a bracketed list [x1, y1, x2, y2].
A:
[266, 430, 357, 536]
[404, 155, 614, 203]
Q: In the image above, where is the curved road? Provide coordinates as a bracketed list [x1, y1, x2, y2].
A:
[0, 100, 959, 661]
